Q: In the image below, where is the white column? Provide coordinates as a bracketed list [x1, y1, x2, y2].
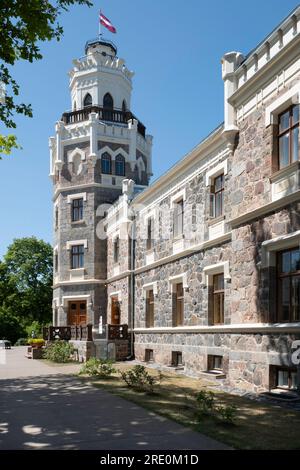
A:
[221, 52, 243, 148]
[49, 136, 55, 178]
[55, 121, 64, 169]
[128, 119, 138, 170]
[89, 112, 98, 166]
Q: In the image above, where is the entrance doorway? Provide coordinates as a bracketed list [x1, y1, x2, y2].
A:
[68, 301, 87, 325]
[111, 297, 120, 325]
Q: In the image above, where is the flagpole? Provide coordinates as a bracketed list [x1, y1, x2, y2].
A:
[99, 9, 102, 38]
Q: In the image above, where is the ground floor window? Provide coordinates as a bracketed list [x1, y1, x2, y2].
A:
[208, 355, 223, 372]
[145, 349, 154, 362]
[171, 351, 183, 367]
[276, 367, 298, 390]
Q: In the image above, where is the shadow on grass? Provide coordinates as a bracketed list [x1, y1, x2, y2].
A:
[86, 370, 300, 450]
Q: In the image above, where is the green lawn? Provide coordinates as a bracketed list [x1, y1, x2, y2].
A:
[81, 363, 300, 450]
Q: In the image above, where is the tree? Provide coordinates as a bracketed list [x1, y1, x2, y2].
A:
[0, 0, 93, 158]
[3, 237, 53, 325]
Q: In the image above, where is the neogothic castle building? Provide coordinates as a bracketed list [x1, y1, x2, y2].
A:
[50, 6, 300, 394]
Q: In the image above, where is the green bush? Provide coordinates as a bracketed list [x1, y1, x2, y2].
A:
[27, 338, 45, 347]
[0, 307, 26, 344]
[216, 404, 237, 424]
[195, 390, 238, 425]
[79, 358, 116, 378]
[121, 365, 160, 393]
[15, 338, 28, 346]
[195, 390, 215, 415]
[43, 340, 74, 363]
[25, 321, 43, 338]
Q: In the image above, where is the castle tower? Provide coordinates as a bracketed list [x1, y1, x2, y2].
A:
[49, 37, 152, 356]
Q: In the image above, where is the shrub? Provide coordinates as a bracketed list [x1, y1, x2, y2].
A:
[27, 338, 45, 347]
[120, 365, 159, 393]
[195, 390, 215, 415]
[79, 358, 116, 378]
[195, 390, 238, 425]
[43, 340, 74, 363]
[15, 338, 28, 346]
[216, 404, 237, 424]
[25, 321, 43, 338]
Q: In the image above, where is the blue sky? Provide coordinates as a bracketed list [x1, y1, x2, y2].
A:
[0, 0, 298, 258]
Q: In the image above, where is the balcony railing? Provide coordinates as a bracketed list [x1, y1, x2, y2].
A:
[61, 105, 146, 138]
[43, 324, 128, 342]
[43, 324, 93, 342]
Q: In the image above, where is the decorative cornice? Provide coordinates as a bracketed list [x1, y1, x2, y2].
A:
[134, 322, 300, 335]
[228, 190, 300, 228]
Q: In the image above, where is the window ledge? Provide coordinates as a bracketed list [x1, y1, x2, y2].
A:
[207, 215, 225, 226]
[71, 220, 84, 225]
[270, 161, 300, 183]
[173, 234, 185, 241]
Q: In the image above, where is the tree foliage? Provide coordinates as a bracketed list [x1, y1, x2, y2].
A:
[0, 0, 93, 157]
[0, 237, 53, 340]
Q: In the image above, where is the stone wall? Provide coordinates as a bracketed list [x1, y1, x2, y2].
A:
[134, 332, 300, 393]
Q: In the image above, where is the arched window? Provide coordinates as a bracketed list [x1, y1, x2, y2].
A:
[122, 100, 127, 113]
[103, 93, 113, 109]
[101, 152, 111, 174]
[115, 154, 125, 176]
[83, 93, 92, 108]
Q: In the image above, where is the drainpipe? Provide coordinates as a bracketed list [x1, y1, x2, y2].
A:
[129, 209, 136, 359]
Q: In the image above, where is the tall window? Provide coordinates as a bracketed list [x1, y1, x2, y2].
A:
[212, 274, 224, 324]
[54, 252, 58, 272]
[145, 289, 154, 328]
[71, 198, 83, 222]
[173, 283, 184, 326]
[83, 93, 92, 107]
[173, 199, 184, 238]
[55, 206, 59, 230]
[101, 152, 111, 174]
[71, 245, 84, 269]
[103, 93, 113, 109]
[146, 217, 154, 251]
[277, 247, 300, 322]
[122, 99, 127, 113]
[115, 154, 125, 176]
[113, 236, 119, 263]
[210, 173, 224, 218]
[278, 105, 299, 169]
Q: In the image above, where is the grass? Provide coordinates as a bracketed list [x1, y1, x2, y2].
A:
[82, 362, 300, 450]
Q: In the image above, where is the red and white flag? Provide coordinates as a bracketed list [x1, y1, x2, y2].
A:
[99, 12, 117, 33]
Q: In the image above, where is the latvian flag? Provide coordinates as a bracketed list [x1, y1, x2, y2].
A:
[100, 12, 117, 33]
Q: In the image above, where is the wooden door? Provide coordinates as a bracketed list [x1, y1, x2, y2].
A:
[111, 297, 120, 325]
[68, 301, 87, 325]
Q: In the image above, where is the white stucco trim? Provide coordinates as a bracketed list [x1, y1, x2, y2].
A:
[170, 188, 186, 205]
[62, 294, 91, 307]
[265, 83, 300, 126]
[142, 281, 158, 296]
[66, 239, 88, 250]
[67, 192, 87, 204]
[144, 208, 157, 222]
[168, 273, 188, 292]
[109, 290, 122, 302]
[99, 146, 128, 160]
[261, 230, 300, 268]
[67, 147, 86, 163]
[205, 160, 228, 186]
[203, 261, 230, 285]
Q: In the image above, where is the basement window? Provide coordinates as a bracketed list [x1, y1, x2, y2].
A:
[171, 351, 183, 367]
[145, 349, 154, 362]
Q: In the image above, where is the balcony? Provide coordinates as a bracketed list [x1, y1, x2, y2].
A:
[61, 105, 146, 138]
[43, 324, 128, 342]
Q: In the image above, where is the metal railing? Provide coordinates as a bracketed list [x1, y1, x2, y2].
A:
[61, 105, 146, 138]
